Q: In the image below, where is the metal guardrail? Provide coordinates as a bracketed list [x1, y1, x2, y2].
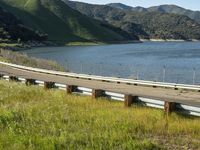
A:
[1, 61, 200, 91]
[0, 62, 200, 117]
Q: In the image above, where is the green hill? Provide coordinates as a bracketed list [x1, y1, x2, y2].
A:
[0, 0, 136, 43]
[0, 6, 46, 42]
[65, 0, 200, 40]
[148, 5, 200, 24]
[108, 3, 200, 24]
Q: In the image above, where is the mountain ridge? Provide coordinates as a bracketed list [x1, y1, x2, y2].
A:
[65, 0, 200, 40]
[107, 3, 200, 24]
[0, 0, 136, 43]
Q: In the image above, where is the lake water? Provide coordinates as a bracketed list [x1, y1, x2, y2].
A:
[22, 41, 200, 85]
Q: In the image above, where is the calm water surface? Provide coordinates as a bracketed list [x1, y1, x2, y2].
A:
[22, 42, 200, 84]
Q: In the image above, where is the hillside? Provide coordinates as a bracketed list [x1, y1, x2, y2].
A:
[0, 6, 46, 43]
[0, 80, 199, 149]
[108, 3, 200, 24]
[148, 5, 200, 24]
[65, 1, 200, 40]
[107, 3, 148, 12]
[107, 3, 134, 10]
[0, 0, 136, 43]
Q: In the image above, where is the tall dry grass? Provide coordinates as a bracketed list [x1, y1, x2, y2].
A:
[0, 49, 65, 71]
[0, 80, 199, 149]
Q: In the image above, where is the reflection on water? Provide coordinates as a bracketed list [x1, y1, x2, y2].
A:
[22, 41, 200, 85]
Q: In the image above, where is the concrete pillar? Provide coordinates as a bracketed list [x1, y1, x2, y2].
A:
[25, 79, 36, 86]
[9, 76, 18, 82]
[44, 81, 55, 89]
[66, 85, 76, 94]
[124, 95, 137, 107]
[164, 101, 175, 116]
[92, 89, 104, 99]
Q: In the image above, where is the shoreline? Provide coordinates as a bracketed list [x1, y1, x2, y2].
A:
[1, 38, 200, 51]
[140, 39, 200, 42]
[0, 40, 142, 51]
[64, 40, 142, 46]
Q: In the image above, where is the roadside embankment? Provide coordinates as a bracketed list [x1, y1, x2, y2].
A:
[0, 80, 199, 149]
[0, 49, 65, 71]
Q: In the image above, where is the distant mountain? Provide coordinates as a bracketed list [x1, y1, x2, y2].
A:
[65, 0, 200, 40]
[107, 3, 200, 24]
[107, 3, 148, 12]
[107, 3, 133, 10]
[0, 7, 46, 42]
[0, 0, 135, 43]
[149, 5, 200, 24]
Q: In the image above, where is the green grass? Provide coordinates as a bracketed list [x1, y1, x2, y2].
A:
[0, 80, 199, 149]
[0, 43, 23, 49]
[0, 0, 130, 42]
[65, 41, 104, 46]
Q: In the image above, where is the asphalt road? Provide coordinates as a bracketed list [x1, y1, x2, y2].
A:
[0, 64, 200, 107]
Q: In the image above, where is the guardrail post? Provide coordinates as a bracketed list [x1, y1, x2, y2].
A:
[44, 81, 55, 89]
[66, 85, 76, 94]
[164, 101, 175, 116]
[124, 94, 137, 107]
[25, 79, 36, 86]
[92, 89, 105, 99]
[9, 76, 18, 82]
[0, 74, 3, 79]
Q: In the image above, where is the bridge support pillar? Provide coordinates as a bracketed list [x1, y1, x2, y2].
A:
[124, 94, 137, 107]
[66, 85, 77, 94]
[44, 81, 55, 89]
[9, 76, 18, 82]
[92, 89, 104, 99]
[25, 79, 36, 86]
[164, 101, 175, 116]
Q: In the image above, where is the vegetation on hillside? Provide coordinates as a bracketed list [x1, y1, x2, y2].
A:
[0, 80, 199, 149]
[0, 6, 47, 43]
[126, 12, 200, 40]
[0, 0, 137, 43]
[107, 3, 135, 11]
[65, 0, 200, 40]
[148, 5, 200, 24]
[108, 3, 200, 24]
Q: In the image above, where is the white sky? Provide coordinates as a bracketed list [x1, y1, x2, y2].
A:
[70, 0, 200, 11]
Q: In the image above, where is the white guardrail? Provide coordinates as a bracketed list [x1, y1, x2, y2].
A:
[1, 61, 200, 91]
[0, 61, 200, 117]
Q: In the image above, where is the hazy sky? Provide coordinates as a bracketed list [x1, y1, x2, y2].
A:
[71, 0, 200, 11]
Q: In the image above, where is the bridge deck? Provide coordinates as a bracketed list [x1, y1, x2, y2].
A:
[0, 65, 200, 107]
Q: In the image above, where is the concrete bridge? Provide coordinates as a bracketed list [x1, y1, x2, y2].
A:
[0, 61, 200, 117]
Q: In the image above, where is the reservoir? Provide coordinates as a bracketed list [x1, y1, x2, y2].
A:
[22, 41, 200, 85]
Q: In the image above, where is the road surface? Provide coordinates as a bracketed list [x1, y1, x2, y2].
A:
[0, 64, 200, 107]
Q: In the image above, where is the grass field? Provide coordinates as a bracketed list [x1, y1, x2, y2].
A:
[0, 80, 199, 149]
